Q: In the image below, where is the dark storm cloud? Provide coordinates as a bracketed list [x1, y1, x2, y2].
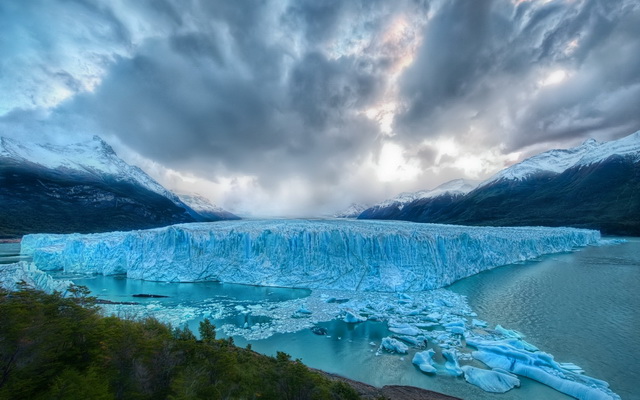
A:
[394, 0, 640, 151]
[398, 1, 494, 125]
[283, 0, 348, 44]
[288, 51, 382, 128]
[36, 0, 387, 189]
[2, 0, 639, 214]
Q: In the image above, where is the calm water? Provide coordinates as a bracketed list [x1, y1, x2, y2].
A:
[449, 238, 640, 400]
[2, 239, 638, 399]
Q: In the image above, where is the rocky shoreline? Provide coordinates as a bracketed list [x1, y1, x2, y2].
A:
[312, 369, 462, 400]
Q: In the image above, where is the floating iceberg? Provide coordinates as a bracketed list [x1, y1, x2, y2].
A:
[343, 309, 366, 323]
[380, 337, 409, 354]
[389, 321, 422, 336]
[461, 365, 520, 393]
[442, 350, 463, 376]
[412, 349, 437, 374]
[21, 219, 600, 291]
[467, 337, 620, 400]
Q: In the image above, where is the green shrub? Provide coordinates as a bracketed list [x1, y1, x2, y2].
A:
[0, 288, 360, 400]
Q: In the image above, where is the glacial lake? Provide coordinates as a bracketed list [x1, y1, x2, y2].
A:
[1, 237, 638, 399]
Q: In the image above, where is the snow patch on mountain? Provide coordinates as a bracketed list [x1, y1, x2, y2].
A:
[0, 135, 186, 207]
[177, 193, 240, 221]
[177, 193, 226, 214]
[371, 179, 479, 212]
[482, 130, 640, 186]
[333, 203, 370, 218]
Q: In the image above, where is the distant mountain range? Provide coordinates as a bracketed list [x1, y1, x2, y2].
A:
[359, 131, 640, 235]
[359, 179, 479, 220]
[176, 193, 240, 221]
[0, 136, 238, 238]
[333, 203, 371, 218]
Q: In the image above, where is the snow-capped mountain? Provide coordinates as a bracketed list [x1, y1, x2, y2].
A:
[482, 131, 640, 186]
[0, 135, 187, 208]
[359, 179, 479, 220]
[177, 193, 239, 221]
[376, 179, 479, 209]
[359, 131, 640, 235]
[333, 203, 370, 218]
[0, 135, 237, 237]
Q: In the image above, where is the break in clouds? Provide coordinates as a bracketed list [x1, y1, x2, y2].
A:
[1, 0, 639, 215]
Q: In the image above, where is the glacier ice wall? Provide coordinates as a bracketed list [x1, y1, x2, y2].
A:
[0, 261, 73, 293]
[20, 220, 600, 291]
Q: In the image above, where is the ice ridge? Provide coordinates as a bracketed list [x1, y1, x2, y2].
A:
[21, 219, 600, 292]
[0, 261, 73, 294]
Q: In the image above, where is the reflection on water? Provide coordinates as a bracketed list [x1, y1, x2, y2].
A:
[449, 238, 640, 400]
[68, 274, 310, 305]
[0, 242, 30, 264]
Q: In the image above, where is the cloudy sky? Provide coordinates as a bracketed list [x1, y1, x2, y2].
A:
[1, 0, 639, 216]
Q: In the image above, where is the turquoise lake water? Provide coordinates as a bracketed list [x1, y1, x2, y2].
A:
[1, 238, 638, 399]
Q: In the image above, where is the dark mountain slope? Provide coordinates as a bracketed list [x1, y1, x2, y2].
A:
[0, 136, 239, 238]
[394, 155, 640, 235]
[0, 163, 197, 237]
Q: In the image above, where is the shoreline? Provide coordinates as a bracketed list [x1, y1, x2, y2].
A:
[311, 368, 462, 400]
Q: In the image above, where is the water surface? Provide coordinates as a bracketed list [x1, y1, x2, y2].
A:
[1, 239, 638, 399]
[449, 238, 640, 400]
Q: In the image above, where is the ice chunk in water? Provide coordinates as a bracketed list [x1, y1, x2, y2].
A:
[343, 309, 366, 323]
[380, 337, 409, 354]
[461, 366, 520, 393]
[412, 349, 437, 374]
[443, 350, 463, 376]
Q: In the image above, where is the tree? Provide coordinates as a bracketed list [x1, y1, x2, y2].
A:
[198, 319, 216, 343]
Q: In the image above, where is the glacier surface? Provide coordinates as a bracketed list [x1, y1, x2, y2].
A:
[0, 261, 72, 293]
[21, 219, 600, 292]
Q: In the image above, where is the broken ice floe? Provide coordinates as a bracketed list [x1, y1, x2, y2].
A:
[412, 349, 437, 374]
[0, 261, 73, 294]
[343, 309, 367, 323]
[100, 302, 206, 327]
[466, 337, 619, 400]
[87, 283, 621, 398]
[0, 260, 619, 399]
[461, 365, 520, 393]
[380, 337, 409, 354]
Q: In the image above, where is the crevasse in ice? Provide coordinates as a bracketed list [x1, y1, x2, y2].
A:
[21, 219, 600, 291]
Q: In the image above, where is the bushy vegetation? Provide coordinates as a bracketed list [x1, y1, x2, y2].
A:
[0, 286, 359, 400]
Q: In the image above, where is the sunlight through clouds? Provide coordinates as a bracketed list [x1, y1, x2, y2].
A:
[1, 0, 638, 215]
[374, 142, 421, 182]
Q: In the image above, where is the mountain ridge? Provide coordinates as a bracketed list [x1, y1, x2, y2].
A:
[0, 135, 238, 237]
[359, 131, 640, 235]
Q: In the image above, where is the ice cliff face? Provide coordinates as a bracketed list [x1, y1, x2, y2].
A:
[0, 261, 72, 293]
[21, 220, 600, 292]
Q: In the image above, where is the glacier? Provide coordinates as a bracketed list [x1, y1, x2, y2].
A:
[0, 261, 72, 293]
[20, 219, 600, 292]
